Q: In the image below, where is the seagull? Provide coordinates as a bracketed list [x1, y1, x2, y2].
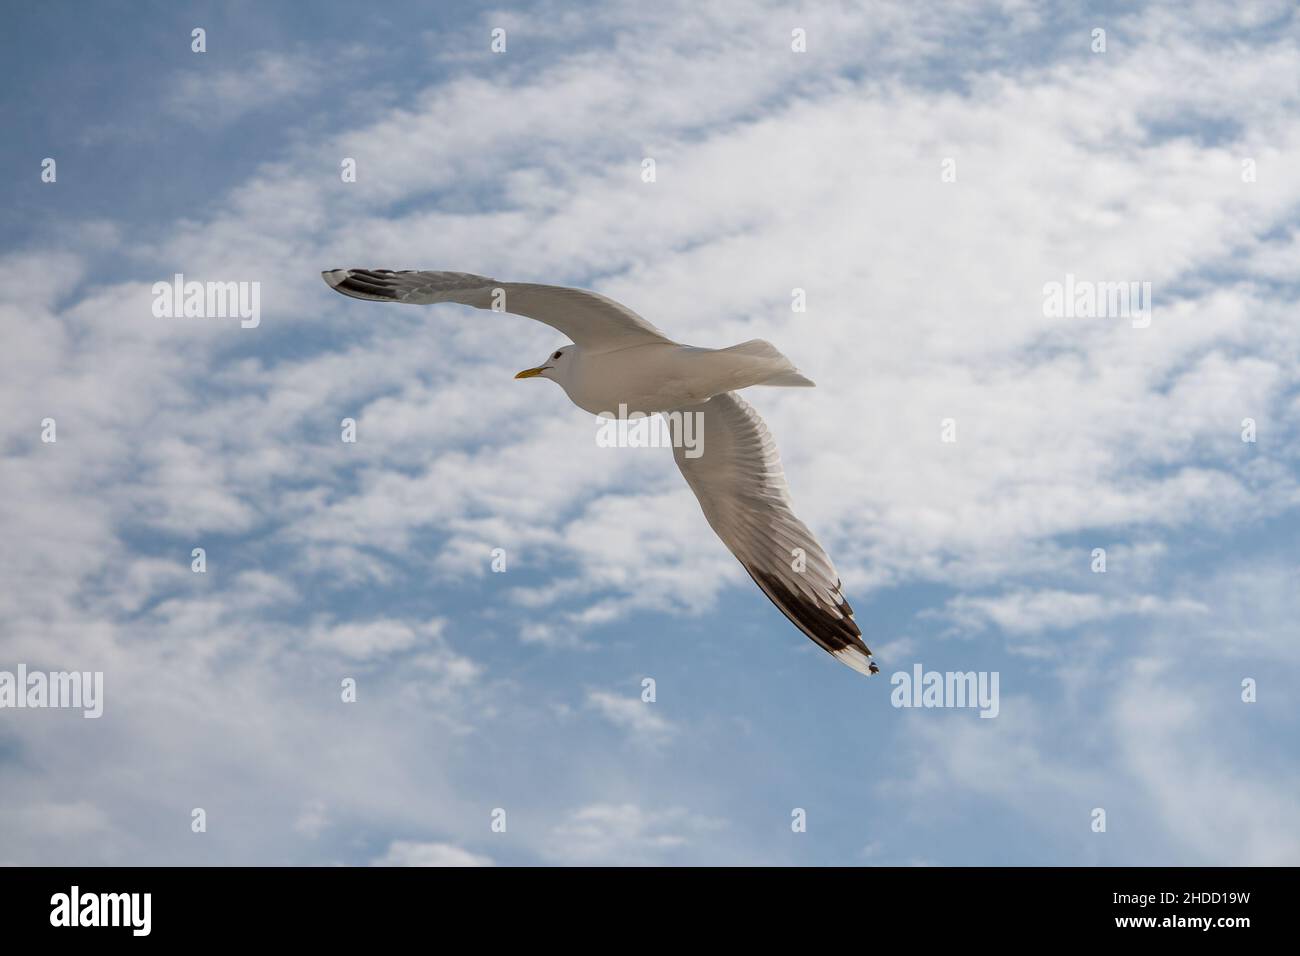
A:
[322, 269, 878, 677]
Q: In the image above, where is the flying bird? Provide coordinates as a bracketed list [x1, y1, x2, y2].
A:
[322, 269, 878, 677]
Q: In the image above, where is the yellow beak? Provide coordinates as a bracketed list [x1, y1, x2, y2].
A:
[514, 367, 546, 379]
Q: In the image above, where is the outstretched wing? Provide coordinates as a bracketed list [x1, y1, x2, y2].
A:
[670, 392, 877, 676]
[322, 269, 672, 350]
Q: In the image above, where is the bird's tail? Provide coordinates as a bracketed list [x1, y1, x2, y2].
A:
[720, 339, 816, 387]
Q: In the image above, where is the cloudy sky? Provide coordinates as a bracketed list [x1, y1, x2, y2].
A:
[2, 0, 1298, 866]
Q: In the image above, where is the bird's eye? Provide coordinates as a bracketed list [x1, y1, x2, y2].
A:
[552, 351, 562, 360]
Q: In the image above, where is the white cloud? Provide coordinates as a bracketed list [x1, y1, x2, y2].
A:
[371, 840, 494, 867]
[586, 689, 675, 745]
[932, 589, 1208, 648]
[309, 617, 451, 662]
[166, 50, 319, 126]
[293, 801, 330, 839]
[545, 803, 720, 865]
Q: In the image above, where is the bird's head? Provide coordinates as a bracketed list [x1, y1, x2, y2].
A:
[515, 345, 573, 384]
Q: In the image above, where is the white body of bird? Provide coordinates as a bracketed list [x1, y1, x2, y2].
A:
[540, 340, 814, 415]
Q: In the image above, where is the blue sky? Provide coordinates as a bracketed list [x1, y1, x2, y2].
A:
[2, 0, 1299, 866]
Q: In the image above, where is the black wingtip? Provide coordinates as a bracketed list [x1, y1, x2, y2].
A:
[322, 268, 401, 301]
[744, 565, 878, 676]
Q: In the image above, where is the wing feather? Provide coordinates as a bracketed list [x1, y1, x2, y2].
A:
[670, 393, 877, 676]
[322, 269, 671, 350]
